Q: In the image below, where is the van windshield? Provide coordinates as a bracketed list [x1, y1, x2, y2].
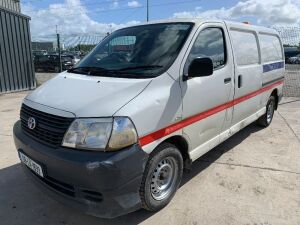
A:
[69, 23, 193, 78]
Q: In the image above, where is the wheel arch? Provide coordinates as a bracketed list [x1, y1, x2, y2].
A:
[161, 135, 192, 170]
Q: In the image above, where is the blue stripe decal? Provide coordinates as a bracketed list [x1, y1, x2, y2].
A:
[263, 61, 284, 73]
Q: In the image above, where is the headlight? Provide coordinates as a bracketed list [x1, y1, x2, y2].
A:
[62, 117, 137, 151]
[107, 117, 138, 151]
[62, 118, 113, 150]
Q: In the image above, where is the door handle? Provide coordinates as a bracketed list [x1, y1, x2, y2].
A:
[224, 77, 231, 84]
[238, 75, 242, 88]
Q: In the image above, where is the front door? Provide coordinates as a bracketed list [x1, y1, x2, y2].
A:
[180, 23, 234, 160]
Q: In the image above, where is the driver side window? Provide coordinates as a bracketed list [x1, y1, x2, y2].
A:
[184, 27, 226, 75]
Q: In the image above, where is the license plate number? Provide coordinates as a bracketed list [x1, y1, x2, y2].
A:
[19, 152, 44, 177]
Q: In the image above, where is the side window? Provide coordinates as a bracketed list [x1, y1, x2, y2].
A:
[230, 30, 259, 66]
[184, 27, 226, 74]
[259, 34, 283, 63]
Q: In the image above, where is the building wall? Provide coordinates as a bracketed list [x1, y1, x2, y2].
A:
[0, 6, 35, 93]
[0, 0, 20, 12]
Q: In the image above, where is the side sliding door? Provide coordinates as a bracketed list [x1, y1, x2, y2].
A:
[228, 27, 262, 134]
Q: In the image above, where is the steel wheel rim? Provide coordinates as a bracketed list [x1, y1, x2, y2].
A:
[150, 157, 178, 201]
[267, 100, 274, 124]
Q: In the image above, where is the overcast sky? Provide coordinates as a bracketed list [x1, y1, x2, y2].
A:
[21, 0, 300, 39]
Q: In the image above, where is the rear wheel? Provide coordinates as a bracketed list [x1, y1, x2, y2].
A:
[257, 96, 276, 127]
[140, 143, 183, 211]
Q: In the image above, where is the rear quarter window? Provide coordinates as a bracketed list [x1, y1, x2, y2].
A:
[259, 34, 283, 63]
[230, 30, 259, 66]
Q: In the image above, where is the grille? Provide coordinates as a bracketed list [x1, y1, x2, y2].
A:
[28, 169, 103, 202]
[20, 104, 74, 147]
[30, 169, 76, 197]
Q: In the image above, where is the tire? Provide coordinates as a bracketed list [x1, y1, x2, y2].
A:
[54, 66, 60, 73]
[257, 96, 276, 127]
[140, 142, 183, 211]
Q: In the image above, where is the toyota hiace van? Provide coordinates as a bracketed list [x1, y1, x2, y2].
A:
[14, 19, 284, 218]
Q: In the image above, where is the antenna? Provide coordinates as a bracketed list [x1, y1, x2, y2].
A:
[56, 25, 62, 72]
[147, 0, 149, 22]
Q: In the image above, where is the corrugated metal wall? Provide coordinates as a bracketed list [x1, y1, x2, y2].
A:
[0, 0, 20, 12]
[0, 6, 35, 93]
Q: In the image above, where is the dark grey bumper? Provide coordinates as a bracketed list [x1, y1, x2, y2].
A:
[13, 120, 148, 218]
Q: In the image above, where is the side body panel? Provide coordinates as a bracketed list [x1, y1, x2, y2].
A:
[221, 22, 285, 143]
[114, 73, 184, 154]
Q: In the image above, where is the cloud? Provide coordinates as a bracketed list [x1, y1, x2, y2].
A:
[127, 1, 141, 8]
[21, 0, 139, 41]
[173, 0, 300, 25]
[110, 0, 119, 9]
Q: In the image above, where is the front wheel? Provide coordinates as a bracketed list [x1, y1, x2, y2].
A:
[140, 143, 183, 211]
[257, 96, 276, 127]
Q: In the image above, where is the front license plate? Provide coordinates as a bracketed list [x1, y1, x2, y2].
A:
[19, 152, 44, 177]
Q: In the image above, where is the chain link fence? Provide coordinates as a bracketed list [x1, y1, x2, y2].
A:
[284, 65, 300, 97]
[269, 26, 300, 97]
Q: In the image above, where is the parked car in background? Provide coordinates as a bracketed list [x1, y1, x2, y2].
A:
[34, 54, 74, 72]
[65, 54, 81, 64]
[32, 50, 48, 56]
[284, 49, 300, 63]
[287, 54, 300, 64]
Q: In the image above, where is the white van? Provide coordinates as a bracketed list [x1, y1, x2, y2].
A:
[14, 19, 285, 218]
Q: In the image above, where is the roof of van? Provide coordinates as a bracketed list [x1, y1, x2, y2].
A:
[125, 18, 278, 35]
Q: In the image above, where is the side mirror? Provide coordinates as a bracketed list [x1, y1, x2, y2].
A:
[185, 57, 213, 81]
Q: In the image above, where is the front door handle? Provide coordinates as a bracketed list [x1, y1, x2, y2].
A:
[224, 77, 231, 84]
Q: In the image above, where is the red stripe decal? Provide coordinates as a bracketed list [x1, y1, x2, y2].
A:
[139, 80, 283, 147]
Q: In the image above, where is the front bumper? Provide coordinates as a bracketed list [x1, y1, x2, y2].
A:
[13, 121, 148, 218]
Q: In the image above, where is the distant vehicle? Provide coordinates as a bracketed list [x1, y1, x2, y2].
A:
[64, 54, 81, 64]
[32, 50, 48, 56]
[284, 50, 300, 63]
[14, 19, 284, 218]
[34, 55, 74, 72]
[287, 54, 300, 64]
[47, 51, 59, 55]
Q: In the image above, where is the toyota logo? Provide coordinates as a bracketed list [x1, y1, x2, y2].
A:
[27, 117, 36, 130]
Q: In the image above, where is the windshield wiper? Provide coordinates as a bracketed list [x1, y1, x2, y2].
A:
[67, 65, 160, 78]
[118, 65, 163, 71]
[67, 66, 109, 74]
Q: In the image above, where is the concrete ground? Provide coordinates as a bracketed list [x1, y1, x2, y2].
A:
[36, 73, 57, 86]
[0, 92, 299, 225]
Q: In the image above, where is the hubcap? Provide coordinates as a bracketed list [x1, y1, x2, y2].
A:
[267, 100, 274, 124]
[150, 157, 178, 201]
